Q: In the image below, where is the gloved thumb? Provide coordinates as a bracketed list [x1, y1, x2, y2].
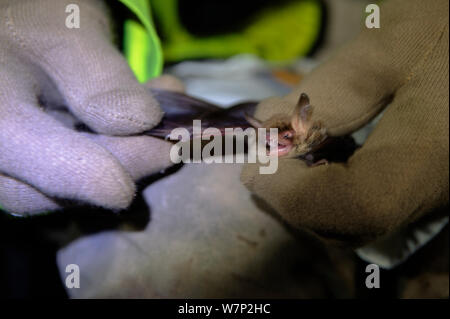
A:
[254, 0, 447, 136]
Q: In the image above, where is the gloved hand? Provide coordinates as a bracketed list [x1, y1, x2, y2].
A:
[241, 0, 449, 246]
[0, 0, 181, 216]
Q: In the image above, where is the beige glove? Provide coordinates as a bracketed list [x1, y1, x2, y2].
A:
[0, 0, 179, 216]
[242, 0, 449, 246]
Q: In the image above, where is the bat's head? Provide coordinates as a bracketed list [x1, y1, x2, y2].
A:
[290, 93, 327, 156]
[245, 93, 327, 157]
[245, 112, 296, 157]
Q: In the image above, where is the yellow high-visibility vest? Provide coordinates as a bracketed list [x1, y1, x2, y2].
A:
[120, 0, 323, 83]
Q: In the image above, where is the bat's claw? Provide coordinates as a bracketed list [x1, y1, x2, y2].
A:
[310, 159, 329, 167]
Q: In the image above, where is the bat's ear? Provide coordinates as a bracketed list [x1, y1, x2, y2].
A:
[291, 93, 313, 135]
[245, 113, 263, 128]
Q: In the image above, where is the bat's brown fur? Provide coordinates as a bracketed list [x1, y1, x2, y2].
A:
[246, 93, 328, 159]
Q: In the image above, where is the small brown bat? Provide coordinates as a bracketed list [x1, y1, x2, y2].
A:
[143, 90, 357, 165]
[245, 93, 358, 166]
[245, 93, 328, 159]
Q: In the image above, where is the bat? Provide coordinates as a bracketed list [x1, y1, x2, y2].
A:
[244, 93, 327, 158]
[145, 89, 358, 165]
[244, 93, 358, 166]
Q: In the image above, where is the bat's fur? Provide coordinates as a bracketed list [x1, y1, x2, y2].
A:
[246, 93, 328, 159]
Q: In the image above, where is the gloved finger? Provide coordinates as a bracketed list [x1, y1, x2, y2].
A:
[0, 173, 61, 216]
[83, 134, 174, 181]
[254, 0, 447, 136]
[0, 134, 175, 215]
[242, 47, 449, 246]
[242, 138, 436, 247]
[0, 69, 136, 210]
[31, 104, 174, 181]
[146, 74, 186, 93]
[6, 0, 163, 135]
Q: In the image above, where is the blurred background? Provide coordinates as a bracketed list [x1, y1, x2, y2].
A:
[1, 0, 448, 299]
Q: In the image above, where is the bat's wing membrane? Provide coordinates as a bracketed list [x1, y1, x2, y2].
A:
[147, 89, 257, 139]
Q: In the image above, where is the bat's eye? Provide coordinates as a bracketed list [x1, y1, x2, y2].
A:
[281, 131, 294, 139]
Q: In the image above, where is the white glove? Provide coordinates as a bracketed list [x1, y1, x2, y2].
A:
[0, 0, 178, 216]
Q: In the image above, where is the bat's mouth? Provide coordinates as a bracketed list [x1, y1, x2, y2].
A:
[266, 131, 294, 157]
